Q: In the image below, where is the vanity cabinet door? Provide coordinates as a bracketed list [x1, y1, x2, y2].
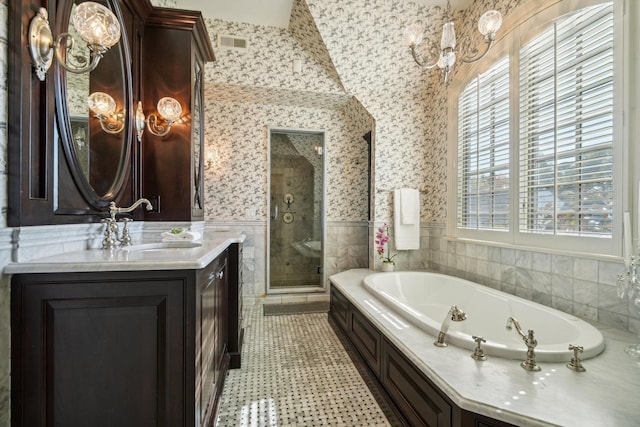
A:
[11, 270, 195, 427]
[228, 242, 244, 368]
[199, 249, 229, 427]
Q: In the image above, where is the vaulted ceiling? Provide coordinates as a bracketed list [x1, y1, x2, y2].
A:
[175, 0, 474, 28]
[169, 0, 480, 109]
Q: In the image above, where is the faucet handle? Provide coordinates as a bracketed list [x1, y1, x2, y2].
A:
[471, 335, 487, 361]
[101, 218, 117, 249]
[567, 344, 586, 372]
[119, 217, 133, 246]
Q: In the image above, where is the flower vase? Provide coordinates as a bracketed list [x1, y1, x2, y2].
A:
[381, 262, 395, 272]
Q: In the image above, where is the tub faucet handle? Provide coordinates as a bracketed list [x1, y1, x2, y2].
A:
[471, 335, 487, 361]
[567, 344, 586, 372]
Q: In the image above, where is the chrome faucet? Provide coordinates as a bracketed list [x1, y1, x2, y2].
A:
[506, 317, 541, 371]
[102, 198, 153, 249]
[434, 305, 467, 347]
[109, 198, 153, 220]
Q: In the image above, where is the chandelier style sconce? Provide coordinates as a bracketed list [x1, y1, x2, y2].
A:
[205, 148, 220, 170]
[87, 92, 125, 135]
[403, 0, 502, 83]
[135, 98, 183, 141]
[28, 2, 121, 81]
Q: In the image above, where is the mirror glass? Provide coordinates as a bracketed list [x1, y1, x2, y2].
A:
[59, 0, 131, 201]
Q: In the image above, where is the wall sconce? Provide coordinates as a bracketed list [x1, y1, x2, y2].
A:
[314, 146, 323, 156]
[87, 92, 125, 135]
[205, 148, 220, 170]
[403, 0, 502, 83]
[135, 98, 183, 141]
[28, 2, 121, 81]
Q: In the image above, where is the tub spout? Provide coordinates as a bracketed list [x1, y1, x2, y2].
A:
[506, 316, 526, 338]
[434, 305, 467, 347]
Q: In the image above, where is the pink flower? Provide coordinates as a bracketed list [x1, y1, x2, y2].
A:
[376, 224, 396, 264]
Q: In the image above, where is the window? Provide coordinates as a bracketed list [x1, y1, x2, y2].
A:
[457, 57, 510, 231]
[519, 4, 614, 237]
[454, 2, 618, 253]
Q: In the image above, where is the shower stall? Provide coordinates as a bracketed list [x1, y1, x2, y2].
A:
[267, 128, 325, 293]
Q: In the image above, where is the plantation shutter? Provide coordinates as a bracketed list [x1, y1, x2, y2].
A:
[518, 3, 614, 237]
[457, 56, 510, 230]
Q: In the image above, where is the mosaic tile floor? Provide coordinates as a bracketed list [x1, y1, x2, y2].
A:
[215, 305, 398, 427]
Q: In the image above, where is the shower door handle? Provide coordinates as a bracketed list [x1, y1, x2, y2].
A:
[272, 205, 278, 220]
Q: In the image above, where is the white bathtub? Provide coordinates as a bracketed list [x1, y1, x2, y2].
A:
[362, 271, 605, 362]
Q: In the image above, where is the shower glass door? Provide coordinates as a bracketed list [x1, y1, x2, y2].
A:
[267, 129, 325, 292]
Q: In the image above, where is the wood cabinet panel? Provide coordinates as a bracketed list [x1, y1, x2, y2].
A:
[11, 248, 235, 427]
[199, 251, 228, 427]
[46, 297, 168, 426]
[12, 272, 190, 427]
[329, 285, 349, 331]
[382, 339, 451, 427]
[349, 308, 382, 377]
[141, 9, 214, 221]
[228, 243, 244, 369]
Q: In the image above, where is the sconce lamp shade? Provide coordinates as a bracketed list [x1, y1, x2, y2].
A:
[87, 92, 124, 134]
[478, 10, 503, 36]
[403, 23, 424, 47]
[88, 92, 117, 116]
[28, 2, 122, 80]
[440, 22, 456, 50]
[72, 2, 121, 48]
[157, 97, 182, 122]
[138, 97, 183, 138]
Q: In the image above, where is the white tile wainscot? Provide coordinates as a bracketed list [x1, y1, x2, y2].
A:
[330, 269, 640, 427]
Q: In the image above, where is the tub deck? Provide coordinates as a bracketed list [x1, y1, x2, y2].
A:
[330, 268, 640, 427]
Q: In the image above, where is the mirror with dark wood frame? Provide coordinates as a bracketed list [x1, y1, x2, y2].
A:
[8, 0, 148, 226]
[58, 0, 132, 202]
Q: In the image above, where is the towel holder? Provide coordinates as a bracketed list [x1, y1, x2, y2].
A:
[377, 188, 427, 194]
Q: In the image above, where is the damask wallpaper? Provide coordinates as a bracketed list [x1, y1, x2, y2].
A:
[202, 100, 372, 223]
[199, 0, 444, 223]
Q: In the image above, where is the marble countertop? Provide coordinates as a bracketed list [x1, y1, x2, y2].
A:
[3, 232, 246, 274]
[330, 269, 640, 427]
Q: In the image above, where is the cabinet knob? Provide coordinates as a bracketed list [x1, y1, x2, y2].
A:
[216, 270, 224, 280]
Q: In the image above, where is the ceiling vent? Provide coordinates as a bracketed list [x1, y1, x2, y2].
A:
[218, 35, 248, 50]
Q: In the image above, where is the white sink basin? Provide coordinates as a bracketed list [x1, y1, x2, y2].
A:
[122, 242, 203, 252]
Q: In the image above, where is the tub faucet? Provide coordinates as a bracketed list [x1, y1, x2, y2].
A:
[102, 198, 153, 249]
[506, 317, 541, 371]
[434, 305, 467, 347]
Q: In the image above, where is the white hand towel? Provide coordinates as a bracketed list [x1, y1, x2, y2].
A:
[394, 189, 420, 250]
[161, 231, 202, 242]
[399, 188, 419, 225]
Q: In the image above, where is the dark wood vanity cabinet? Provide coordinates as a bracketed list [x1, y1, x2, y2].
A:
[11, 250, 231, 427]
[141, 9, 215, 222]
[199, 250, 229, 427]
[227, 243, 244, 368]
[8, 0, 214, 226]
[329, 285, 517, 427]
